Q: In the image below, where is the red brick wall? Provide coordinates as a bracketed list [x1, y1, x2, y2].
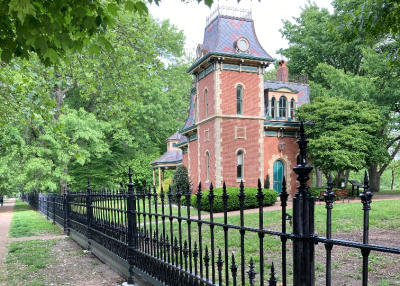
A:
[220, 118, 262, 188]
[198, 122, 216, 190]
[188, 139, 199, 192]
[264, 137, 298, 197]
[219, 71, 262, 117]
[182, 151, 188, 171]
[198, 72, 215, 120]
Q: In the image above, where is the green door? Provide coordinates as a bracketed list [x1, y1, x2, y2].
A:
[273, 160, 284, 194]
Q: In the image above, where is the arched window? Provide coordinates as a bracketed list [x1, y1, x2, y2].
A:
[206, 151, 210, 181]
[290, 99, 295, 119]
[271, 97, 276, 119]
[205, 89, 208, 118]
[237, 150, 244, 179]
[264, 89, 269, 117]
[236, 86, 243, 115]
[279, 96, 287, 119]
[194, 97, 198, 122]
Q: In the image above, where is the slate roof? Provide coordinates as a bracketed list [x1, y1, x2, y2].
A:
[264, 80, 310, 106]
[203, 16, 272, 59]
[150, 150, 182, 166]
[166, 131, 181, 141]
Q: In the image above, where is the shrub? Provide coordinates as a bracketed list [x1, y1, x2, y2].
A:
[309, 188, 326, 198]
[171, 165, 191, 203]
[186, 187, 278, 213]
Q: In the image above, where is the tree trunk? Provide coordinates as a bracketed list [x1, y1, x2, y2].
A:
[391, 169, 395, 190]
[368, 164, 381, 192]
[344, 170, 350, 187]
[335, 170, 343, 189]
[315, 167, 323, 188]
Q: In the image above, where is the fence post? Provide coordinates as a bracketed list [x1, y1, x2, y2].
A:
[86, 179, 92, 250]
[46, 190, 50, 220]
[63, 185, 68, 234]
[127, 167, 136, 284]
[292, 122, 315, 286]
[52, 191, 56, 225]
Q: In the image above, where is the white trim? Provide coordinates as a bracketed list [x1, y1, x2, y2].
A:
[235, 126, 247, 140]
[236, 148, 246, 180]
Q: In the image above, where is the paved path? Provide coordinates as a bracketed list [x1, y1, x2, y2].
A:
[0, 198, 67, 264]
[0, 198, 15, 264]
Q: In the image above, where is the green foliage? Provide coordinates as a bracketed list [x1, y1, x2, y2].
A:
[0, 10, 191, 193]
[296, 96, 385, 179]
[171, 165, 191, 202]
[0, 0, 217, 65]
[188, 187, 278, 213]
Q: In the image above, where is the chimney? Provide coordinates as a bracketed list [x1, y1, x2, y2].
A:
[276, 60, 289, 82]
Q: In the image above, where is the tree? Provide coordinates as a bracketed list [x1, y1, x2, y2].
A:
[296, 96, 385, 188]
[279, 0, 400, 191]
[0, 9, 191, 193]
[0, 0, 215, 65]
[171, 165, 191, 202]
[278, 0, 377, 81]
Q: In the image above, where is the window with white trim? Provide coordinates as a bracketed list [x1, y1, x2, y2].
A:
[237, 150, 244, 179]
[236, 85, 243, 115]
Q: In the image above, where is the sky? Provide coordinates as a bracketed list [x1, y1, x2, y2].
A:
[149, 0, 334, 63]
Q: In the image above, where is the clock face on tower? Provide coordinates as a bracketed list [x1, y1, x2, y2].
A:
[236, 38, 249, 52]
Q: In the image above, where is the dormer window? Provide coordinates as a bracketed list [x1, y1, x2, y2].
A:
[279, 96, 287, 119]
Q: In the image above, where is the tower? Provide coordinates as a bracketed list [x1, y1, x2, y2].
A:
[178, 6, 274, 189]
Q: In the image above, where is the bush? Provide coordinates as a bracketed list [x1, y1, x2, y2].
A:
[171, 165, 191, 203]
[309, 188, 326, 198]
[185, 187, 278, 212]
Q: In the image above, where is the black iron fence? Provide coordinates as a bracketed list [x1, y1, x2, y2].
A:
[22, 123, 400, 286]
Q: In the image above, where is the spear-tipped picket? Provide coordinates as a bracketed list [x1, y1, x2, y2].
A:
[216, 249, 224, 285]
[230, 253, 238, 286]
[247, 257, 256, 286]
[268, 262, 278, 286]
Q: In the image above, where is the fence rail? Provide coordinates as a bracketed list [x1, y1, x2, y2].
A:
[22, 123, 400, 286]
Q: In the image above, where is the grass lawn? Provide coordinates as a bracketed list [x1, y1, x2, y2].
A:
[377, 189, 400, 195]
[147, 199, 400, 285]
[9, 199, 63, 238]
[0, 239, 57, 286]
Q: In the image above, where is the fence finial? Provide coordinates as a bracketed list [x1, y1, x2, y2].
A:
[87, 178, 91, 193]
[293, 121, 313, 198]
[279, 176, 289, 207]
[324, 173, 335, 209]
[360, 171, 373, 211]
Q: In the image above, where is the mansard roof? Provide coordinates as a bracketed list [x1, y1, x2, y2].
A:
[264, 80, 310, 106]
[166, 131, 181, 141]
[187, 7, 274, 73]
[150, 150, 182, 166]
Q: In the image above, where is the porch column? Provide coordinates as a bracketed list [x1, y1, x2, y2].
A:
[152, 168, 155, 186]
[158, 167, 161, 190]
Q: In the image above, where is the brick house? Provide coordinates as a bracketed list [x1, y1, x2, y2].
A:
[151, 7, 310, 197]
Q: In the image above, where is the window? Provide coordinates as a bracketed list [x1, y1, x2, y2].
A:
[206, 151, 210, 181]
[290, 99, 295, 119]
[194, 97, 198, 122]
[236, 86, 243, 115]
[237, 150, 244, 179]
[271, 97, 276, 119]
[264, 90, 269, 117]
[279, 96, 287, 119]
[205, 89, 208, 118]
